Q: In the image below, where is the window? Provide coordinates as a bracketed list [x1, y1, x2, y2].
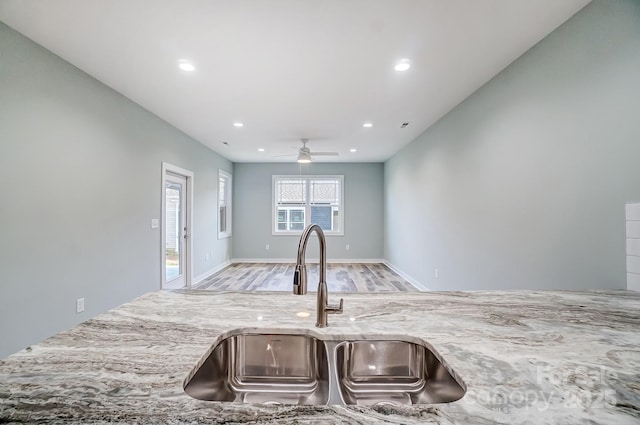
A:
[273, 175, 344, 235]
[218, 170, 232, 239]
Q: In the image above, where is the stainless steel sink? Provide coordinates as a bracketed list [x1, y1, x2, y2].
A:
[184, 333, 329, 404]
[335, 340, 466, 406]
[184, 330, 466, 406]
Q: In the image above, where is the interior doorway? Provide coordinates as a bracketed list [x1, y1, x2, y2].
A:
[161, 163, 193, 289]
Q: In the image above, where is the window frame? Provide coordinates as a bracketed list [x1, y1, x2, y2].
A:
[272, 175, 344, 236]
[218, 169, 232, 239]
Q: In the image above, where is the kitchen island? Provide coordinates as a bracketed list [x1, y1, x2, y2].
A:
[1, 289, 639, 424]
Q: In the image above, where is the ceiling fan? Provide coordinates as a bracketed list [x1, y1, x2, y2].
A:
[276, 138, 339, 163]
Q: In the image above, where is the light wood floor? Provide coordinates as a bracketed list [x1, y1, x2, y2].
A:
[192, 263, 418, 292]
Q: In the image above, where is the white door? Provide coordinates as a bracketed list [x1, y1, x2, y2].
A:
[163, 169, 191, 289]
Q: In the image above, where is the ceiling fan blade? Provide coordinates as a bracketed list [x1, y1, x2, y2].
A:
[272, 153, 297, 158]
[310, 152, 339, 156]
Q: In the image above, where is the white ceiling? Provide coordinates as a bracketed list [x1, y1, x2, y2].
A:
[0, 0, 590, 163]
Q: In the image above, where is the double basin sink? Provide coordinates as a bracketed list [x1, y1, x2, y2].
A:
[183, 329, 466, 406]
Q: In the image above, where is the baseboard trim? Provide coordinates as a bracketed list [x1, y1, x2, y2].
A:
[327, 259, 386, 264]
[231, 258, 295, 264]
[231, 258, 385, 264]
[383, 261, 430, 291]
[192, 260, 232, 286]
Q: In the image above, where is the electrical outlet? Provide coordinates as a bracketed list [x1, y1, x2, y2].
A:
[265, 244, 270, 250]
[434, 268, 439, 279]
[345, 244, 350, 250]
[76, 298, 85, 314]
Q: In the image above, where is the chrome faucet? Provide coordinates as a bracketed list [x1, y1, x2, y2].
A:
[293, 224, 344, 327]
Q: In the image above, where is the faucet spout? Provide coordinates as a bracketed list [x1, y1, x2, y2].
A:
[293, 224, 344, 327]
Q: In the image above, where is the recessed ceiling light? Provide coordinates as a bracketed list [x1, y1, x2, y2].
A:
[363, 122, 373, 128]
[233, 122, 244, 127]
[258, 148, 265, 152]
[350, 148, 357, 153]
[178, 60, 195, 72]
[394, 59, 411, 72]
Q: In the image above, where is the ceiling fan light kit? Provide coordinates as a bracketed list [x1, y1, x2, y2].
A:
[297, 150, 312, 163]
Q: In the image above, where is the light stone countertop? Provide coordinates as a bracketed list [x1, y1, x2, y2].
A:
[1, 289, 639, 424]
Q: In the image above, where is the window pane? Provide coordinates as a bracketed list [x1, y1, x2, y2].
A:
[310, 180, 339, 204]
[219, 177, 226, 204]
[277, 209, 286, 222]
[290, 209, 304, 222]
[290, 222, 304, 230]
[277, 180, 306, 203]
[219, 206, 227, 232]
[311, 206, 333, 231]
[278, 222, 287, 230]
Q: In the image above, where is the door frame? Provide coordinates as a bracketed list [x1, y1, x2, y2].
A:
[161, 162, 194, 289]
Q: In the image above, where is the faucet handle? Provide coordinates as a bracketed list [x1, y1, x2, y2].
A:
[327, 298, 344, 314]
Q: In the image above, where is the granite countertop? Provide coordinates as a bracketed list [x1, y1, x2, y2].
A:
[1, 289, 639, 424]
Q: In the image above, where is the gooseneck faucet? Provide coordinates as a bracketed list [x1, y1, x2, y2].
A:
[293, 224, 344, 327]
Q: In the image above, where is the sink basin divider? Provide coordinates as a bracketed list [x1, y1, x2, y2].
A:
[324, 339, 346, 406]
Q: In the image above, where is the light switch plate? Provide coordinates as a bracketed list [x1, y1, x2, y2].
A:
[151, 219, 159, 229]
[76, 298, 85, 313]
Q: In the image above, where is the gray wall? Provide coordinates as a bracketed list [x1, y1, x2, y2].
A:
[0, 23, 232, 358]
[384, 0, 640, 290]
[233, 163, 383, 260]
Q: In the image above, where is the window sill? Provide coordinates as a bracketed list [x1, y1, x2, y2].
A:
[272, 231, 344, 237]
